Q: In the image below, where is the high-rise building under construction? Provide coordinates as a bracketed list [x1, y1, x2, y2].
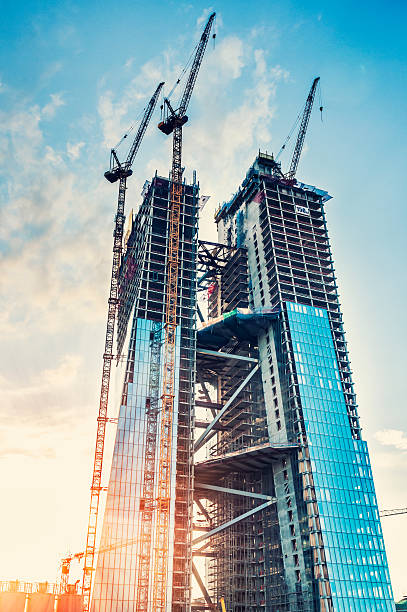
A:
[89, 150, 395, 612]
[91, 172, 198, 611]
[193, 152, 394, 611]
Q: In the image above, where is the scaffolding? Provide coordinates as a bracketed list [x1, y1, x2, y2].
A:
[91, 174, 199, 612]
[135, 320, 162, 611]
[88, 144, 394, 610]
[193, 238, 319, 611]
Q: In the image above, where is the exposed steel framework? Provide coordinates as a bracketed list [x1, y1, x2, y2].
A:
[135, 320, 162, 610]
[151, 123, 183, 611]
[82, 82, 163, 612]
[141, 13, 216, 612]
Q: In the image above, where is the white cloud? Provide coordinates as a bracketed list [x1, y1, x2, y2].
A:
[213, 35, 245, 79]
[98, 89, 137, 149]
[197, 7, 214, 27]
[40, 61, 63, 83]
[0, 94, 113, 343]
[42, 92, 65, 119]
[181, 39, 290, 226]
[0, 352, 88, 474]
[67, 141, 85, 160]
[0, 355, 84, 431]
[124, 57, 134, 70]
[43, 354, 82, 387]
[375, 429, 407, 451]
[45, 144, 64, 165]
[270, 65, 290, 82]
[254, 49, 266, 77]
[96, 32, 290, 245]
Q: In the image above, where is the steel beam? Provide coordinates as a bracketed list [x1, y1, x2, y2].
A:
[194, 364, 259, 452]
[194, 498, 212, 524]
[192, 540, 212, 554]
[195, 400, 222, 409]
[196, 376, 217, 418]
[197, 349, 258, 363]
[197, 270, 212, 287]
[192, 561, 213, 607]
[195, 482, 276, 501]
[194, 420, 225, 430]
[192, 550, 215, 557]
[192, 500, 273, 545]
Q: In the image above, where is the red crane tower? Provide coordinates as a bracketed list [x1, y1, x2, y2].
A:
[81, 81, 164, 612]
[135, 12, 215, 612]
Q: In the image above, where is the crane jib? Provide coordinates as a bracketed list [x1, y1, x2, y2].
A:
[103, 81, 164, 184]
[287, 76, 320, 180]
[141, 11, 215, 612]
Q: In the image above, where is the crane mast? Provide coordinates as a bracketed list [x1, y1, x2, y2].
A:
[286, 76, 320, 179]
[145, 12, 215, 612]
[81, 82, 163, 612]
[151, 119, 183, 612]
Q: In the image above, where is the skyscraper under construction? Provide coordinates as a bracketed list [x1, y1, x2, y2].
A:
[193, 151, 395, 611]
[91, 172, 199, 611]
[84, 46, 395, 609]
[90, 148, 395, 612]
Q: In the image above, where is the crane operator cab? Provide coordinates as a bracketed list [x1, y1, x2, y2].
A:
[104, 166, 133, 184]
[158, 114, 188, 135]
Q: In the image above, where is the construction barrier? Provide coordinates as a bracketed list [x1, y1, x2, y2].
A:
[0, 591, 26, 612]
[57, 593, 83, 612]
[27, 592, 55, 612]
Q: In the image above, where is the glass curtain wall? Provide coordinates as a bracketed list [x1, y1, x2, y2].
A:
[91, 318, 180, 612]
[285, 302, 394, 612]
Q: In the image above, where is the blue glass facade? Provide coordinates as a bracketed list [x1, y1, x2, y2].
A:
[207, 154, 395, 610]
[91, 317, 180, 611]
[286, 302, 394, 612]
[89, 175, 197, 611]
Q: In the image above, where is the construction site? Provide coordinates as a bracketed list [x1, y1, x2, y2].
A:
[2, 11, 405, 612]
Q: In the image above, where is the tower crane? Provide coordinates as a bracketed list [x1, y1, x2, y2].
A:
[145, 12, 215, 612]
[62, 537, 140, 595]
[285, 77, 320, 180]
[81, 81, 164, 612]
[61, 552, 84, 595]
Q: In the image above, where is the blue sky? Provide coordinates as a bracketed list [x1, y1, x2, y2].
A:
[0, 0, 406, 600]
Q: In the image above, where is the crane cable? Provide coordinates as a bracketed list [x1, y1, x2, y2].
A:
[318, 80, 324, 121]
[276, 79, 323, 161]
[275, 102, 305, 161]
[114, 19, 218, 152]
[159, 43, 199, 124]
[167, 42, 199, 102]
[112, 103, 147, 153]
[380, 507, 407, 517]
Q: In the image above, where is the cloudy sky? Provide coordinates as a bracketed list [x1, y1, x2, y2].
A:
[1, 0, 406, 600]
